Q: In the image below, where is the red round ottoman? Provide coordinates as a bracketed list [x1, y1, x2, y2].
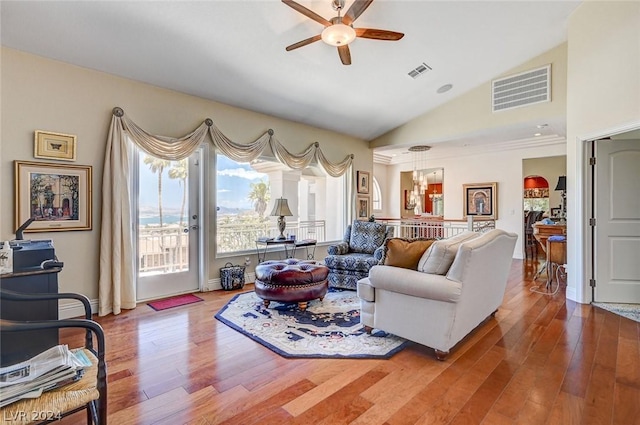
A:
[254, 259, 329, 311]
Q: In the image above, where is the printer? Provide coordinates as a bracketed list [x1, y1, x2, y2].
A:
[1, 218, 63, 273]
[2, 239, 62, 273]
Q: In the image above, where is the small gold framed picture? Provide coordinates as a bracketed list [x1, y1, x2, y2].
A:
[34, 130, 77, 161]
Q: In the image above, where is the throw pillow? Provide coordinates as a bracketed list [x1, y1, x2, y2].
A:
[383, 238, 435, 270]
[418, 231, 481, 275]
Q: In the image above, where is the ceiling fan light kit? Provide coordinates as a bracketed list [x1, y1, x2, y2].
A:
[321, 23, 356, 46]
[282, 0, 404, 65]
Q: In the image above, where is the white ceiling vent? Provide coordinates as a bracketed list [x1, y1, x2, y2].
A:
[492, 64, 551, 112]
[408, 62, 432, 79]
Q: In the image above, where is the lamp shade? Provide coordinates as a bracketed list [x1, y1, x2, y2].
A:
[555, 176, 566, 191]
[270, 198, 293, 217]
[321, 24, 356, 46]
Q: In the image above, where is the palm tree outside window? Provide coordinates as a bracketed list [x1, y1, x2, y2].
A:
[215, 154, 346, 254]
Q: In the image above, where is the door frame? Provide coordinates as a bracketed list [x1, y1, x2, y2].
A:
[576, 120, 640, 304]
[131, 143, 209, 301]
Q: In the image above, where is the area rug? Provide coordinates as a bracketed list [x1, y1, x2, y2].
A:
[593, 302, 640, 323]
[147, 294, 204, 311]
[215, 290, 408, 359]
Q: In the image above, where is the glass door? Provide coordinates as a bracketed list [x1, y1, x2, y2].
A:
[135, 148, 202, 301]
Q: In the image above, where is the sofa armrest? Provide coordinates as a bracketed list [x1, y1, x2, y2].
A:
[373, 226, 396, 263]
[373, 245, 385, 262]
[327, 242, 349, 255]
[368, 265, 462, 303]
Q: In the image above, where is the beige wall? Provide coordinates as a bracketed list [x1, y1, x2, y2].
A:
[566, 1, 640, 303]
[0, 48, 370, 303]
[371, 43, 568, 149]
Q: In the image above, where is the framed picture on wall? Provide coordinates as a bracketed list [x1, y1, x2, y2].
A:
[463, 182, 498, 219]
[15, 161, 92, 232]
[357, 196, 370, 220]
[34, 130, 77, 162]
[357, 171, 370, 194]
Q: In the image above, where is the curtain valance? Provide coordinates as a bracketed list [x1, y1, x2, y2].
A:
[113, 107, 353, 174]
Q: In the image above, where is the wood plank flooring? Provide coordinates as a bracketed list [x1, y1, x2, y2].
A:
[58, 260, 640, 425]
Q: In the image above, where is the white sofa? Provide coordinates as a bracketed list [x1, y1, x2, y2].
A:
[357, 229, 517, 360]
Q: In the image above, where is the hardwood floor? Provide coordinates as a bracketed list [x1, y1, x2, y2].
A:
[58, 260, 639, 425]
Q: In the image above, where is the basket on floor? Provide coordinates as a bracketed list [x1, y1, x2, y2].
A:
[220, 262, 245, 290]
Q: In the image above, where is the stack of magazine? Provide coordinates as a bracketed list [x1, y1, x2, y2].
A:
[0, 345, 92, 408]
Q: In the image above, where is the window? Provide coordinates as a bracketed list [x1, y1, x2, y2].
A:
[523, 198, 550, 213]
[372, 177, 382, 212]
[215, 154, 347, 255]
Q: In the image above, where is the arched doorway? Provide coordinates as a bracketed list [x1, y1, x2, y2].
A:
[523, 175, 549, 259]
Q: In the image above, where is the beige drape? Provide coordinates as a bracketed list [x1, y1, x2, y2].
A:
[99, 108, 353, 316]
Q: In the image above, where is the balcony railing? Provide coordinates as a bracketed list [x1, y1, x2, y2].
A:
[216, 220, 326, 254]
[374, 217, 495, 240]
[138, 218, 489, 274]
[138, 220, 327, 274]
[138, 225, 189, 275]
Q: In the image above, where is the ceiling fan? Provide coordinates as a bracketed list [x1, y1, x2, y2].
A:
[282, 0, 404, 65]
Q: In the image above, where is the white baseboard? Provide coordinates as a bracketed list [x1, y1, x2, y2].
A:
[59, 273, 257, 318]
[59, 299, 99, 319]
[565, 286, 578, 302]
[205, 272, 255, 291]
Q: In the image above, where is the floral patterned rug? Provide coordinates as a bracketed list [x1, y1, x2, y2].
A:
[215, 289, 408, 359]
[593, 302, 640, 323]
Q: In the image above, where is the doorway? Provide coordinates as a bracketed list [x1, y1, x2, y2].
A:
[522, 156, 566, 258]
[134, 147, 204, 301]
[591, 135, 640, 303]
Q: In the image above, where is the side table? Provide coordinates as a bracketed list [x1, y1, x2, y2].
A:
[255, 238, 317, 263]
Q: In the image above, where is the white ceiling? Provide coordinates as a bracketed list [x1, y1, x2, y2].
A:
[1, 0, 580, 148]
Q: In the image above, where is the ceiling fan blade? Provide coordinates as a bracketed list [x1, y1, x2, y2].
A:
[282, 0, 331, 27]
[338, 45, 352, 65]
[342, 0, 374, 25]
[355, 28, 404, 41]
[285, 34, 322, 51]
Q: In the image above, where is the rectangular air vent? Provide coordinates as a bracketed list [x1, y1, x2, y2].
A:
[492, 64, 551, 112]
[408, 62, 432, 79]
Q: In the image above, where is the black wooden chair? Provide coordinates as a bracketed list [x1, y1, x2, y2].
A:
[0, 290, 107, 425]
[524, 210, 544, 259]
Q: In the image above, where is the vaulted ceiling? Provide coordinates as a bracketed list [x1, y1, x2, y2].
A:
[1, 1, 580, 148]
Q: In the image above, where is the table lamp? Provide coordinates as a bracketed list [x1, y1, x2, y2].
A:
[555, 175, 566, 222]
[270, 198, 293, 240]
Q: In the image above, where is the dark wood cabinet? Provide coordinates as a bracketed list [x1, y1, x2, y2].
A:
[0, 268, 61, 366]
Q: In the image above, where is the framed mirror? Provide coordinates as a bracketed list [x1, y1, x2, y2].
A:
[400, 168, 444, 217]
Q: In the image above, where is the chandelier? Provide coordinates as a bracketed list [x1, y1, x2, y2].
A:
[407, 145, 431, 211]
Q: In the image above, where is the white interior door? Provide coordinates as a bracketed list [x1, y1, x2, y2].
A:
[136, 148, 202, 301]
[594, 138, 640, 302]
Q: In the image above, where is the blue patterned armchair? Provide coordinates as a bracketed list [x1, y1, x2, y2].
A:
[324, 220, 394, 290]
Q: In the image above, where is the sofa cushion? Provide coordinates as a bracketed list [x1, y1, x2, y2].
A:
[368, 265, 462, 303]
[349, 221, 388, 254]
[418, 231, 481, 275]
[383, 238, 435, 270]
